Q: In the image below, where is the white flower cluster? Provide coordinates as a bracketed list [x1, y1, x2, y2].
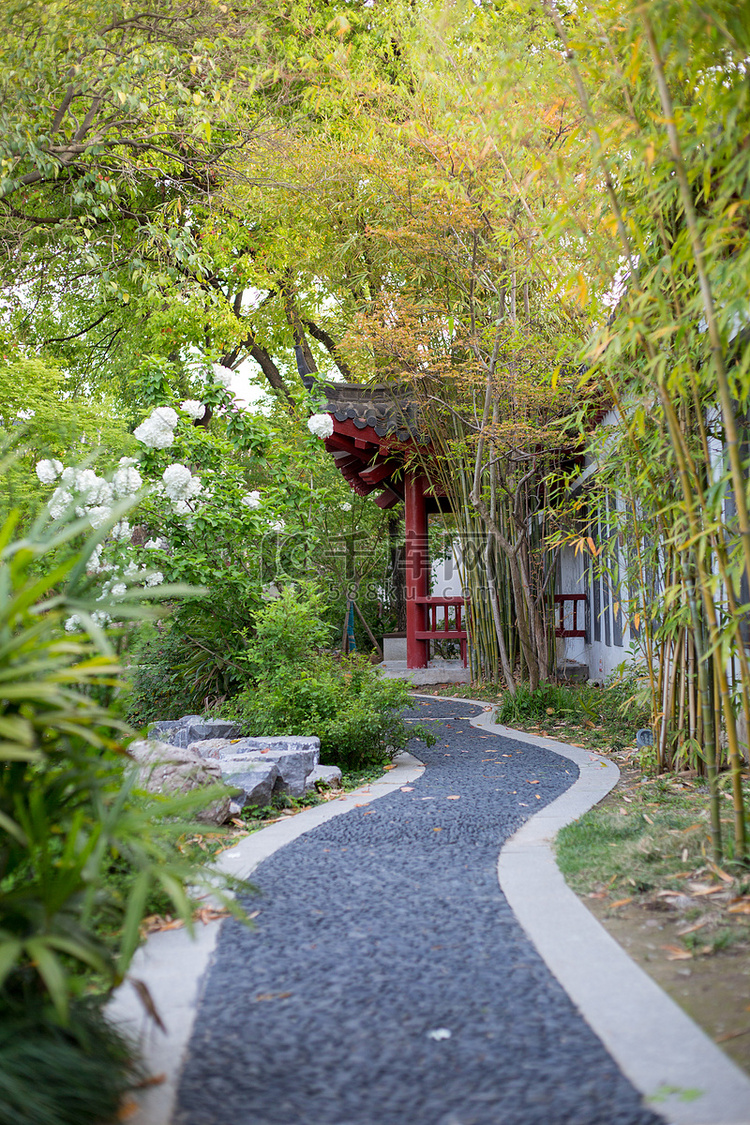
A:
[242, 490, 261, 510]
[35, 459, 63, 484]
[180, 399, 205, 420]
[133, 406, 179, 449]
[36, 456, 142, 537]
[162, 463, 203, 514]
[212, 363, 235, 388]
[307, 413, 334, 439]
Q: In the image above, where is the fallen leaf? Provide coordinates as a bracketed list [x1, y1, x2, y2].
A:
[426, 1027, 451, 1040]
[727, 900, 750, 914]
[255, 991, 292, 1001]
[129, 978, 166, 1032]
[661, 944, 693, 961]
[133, 1074, 166, 1090]
[643, 813, 654, 825]
[446, 795, 461, 800]
[710, 863, 734, 884]
[526, 780, 540, 785]
[715, 1027, 750, 1043]
[383, 764, 397, 771]
[400, 786, 414, 792]
[196, 907, 230, 924]
[117, 1100, 140, 1120]
[677, 920, 708, 936]
[689, 884, 726, 897]
[433, 827, 443, 832]
[610, 897, 633, 908]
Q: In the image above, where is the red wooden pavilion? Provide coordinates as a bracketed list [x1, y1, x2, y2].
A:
[303, 372, 468, 670]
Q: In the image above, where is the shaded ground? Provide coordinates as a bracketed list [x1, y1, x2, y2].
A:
[175, 700, 663, 1125]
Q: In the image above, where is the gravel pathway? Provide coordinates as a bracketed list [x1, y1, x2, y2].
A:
[175, 700, 664, 1125]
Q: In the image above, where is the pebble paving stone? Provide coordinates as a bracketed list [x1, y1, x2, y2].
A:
[175, 700, 665, 1125]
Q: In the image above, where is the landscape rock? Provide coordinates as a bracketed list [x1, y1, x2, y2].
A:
[146, 716, 241, 749]
[305, 765, 343, 791]
[220, 758, 279, 810]
[207, 736, 321, 799]
[187, 738, 233, 760]
[128, 738, 231, 824]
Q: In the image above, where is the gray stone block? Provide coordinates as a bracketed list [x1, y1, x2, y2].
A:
[213, 736, 320, 798]
[185, 720, 242, 744]
[146, 716, 241, 749]
[187, 738, 233, 760]
[220, 759, 279, 809]
[128, 738, 231, 824]
[305, 765, 343, 791]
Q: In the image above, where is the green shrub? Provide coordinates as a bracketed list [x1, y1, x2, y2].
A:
[0, 997, 138, 1125]
[227, 652, 433, 769]
[223, 586, 434, 769]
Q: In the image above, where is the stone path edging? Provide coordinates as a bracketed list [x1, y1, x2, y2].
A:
[431, 695, 750, 1125]
[106, 751, 425, 1125]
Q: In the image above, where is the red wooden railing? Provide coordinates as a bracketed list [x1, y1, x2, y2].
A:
[554, 593, 587, 639]
[414, 596, 469, 666]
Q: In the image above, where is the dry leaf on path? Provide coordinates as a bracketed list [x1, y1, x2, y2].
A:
[446, 795, 461, 800]
[400, 786, 414, 792]
[610, 897, 633, 909]
[727, 899, 750, 914]
[661, 944, 693, 961]
[715, 1027, 750, 1043]
[676, 920, 708, 936]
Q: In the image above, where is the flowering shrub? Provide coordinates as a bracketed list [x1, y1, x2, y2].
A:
[307, 412, 334, 439]
[132, 405, 178, 449]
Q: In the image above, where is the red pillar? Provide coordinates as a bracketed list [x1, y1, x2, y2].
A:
[405, 472, 429, 668]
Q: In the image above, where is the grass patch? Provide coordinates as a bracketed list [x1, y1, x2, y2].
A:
[556, 771, 750, 957]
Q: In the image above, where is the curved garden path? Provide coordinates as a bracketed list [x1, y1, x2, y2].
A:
[174, 699, 663, 1125]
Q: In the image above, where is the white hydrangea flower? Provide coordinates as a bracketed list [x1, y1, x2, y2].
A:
[212, 363, 235, 388]
[74, 468, 99, 494]
[170, 499, 192, 515]
[307, 413, 334, 439]
[60, 467, 78, 486]
[110, 582, 127, 599]
[162, 463, 194, 501]
[242, 490, 261, 509]
[86, 544, 104, 574]
[180, 399, 205, 420]
[145, 570, 164, 587]
[88, 506, 112, 530]
[113, 466, 142, 497]
[124, 560, 140, 578]
[111, 519, 131, 542]
[91, 610, 111, 628]
[64, 614, 81, 633]
[133, 406, 179, 449]
[144, 537, 169, 550]
[270, 519, 285, 532]
[48, 488, 73, 520]
[118, 456, 138, 468]
[340, 501, 352, 511]
[35, 459, 63, 485]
